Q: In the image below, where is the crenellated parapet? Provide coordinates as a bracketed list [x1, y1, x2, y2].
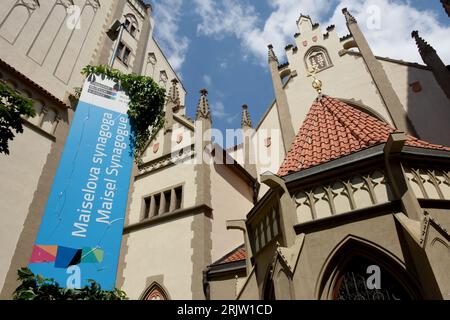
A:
[282, 14, 341, 80]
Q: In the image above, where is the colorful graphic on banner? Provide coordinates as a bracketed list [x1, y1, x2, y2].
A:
[29, 74, 133, 290]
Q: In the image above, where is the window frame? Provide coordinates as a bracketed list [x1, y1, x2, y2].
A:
[140, 184, 185, 221]
[304, 46, 333, 73]
[115, 41, 132, 67]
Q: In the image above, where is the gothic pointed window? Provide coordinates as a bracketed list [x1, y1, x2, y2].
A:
[305, 46, 332, 72]
[143, 283, 169, 300]
[0, 0, 40, 44]
[332, 255, 414, 300]
[124, 13, 139, 38]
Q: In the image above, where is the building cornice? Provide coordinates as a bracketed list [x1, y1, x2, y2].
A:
[283, 144, 386, 187]
[205, 260, 246, 279]
[0, 58, 70, 109]
[294, 201, 401, 235]
[123, 204, 213, 234]
[136, 144, 196, 178]
[342, 50, 430, 70]
[283, 144, 450, 190]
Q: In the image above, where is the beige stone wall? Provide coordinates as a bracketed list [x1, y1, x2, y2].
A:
[0, 65, 69, 293]
[110, 0, 146, 73]
[141, 122, 194, 164]
[0, 128, 52, 290]
[142, 38, 186, 109]
[284, 18, 394, 129]
[121, 157, 199, 299]
[129, 161, 198, 225]
[252, 101, 285, 178]
[237, 270, 260, 300]
[381, 60, 450, 146]
[426, 208, 450, 233]
[121, 215, 195, 299]
[210, 164, 254, 261]
[0, 0, 179, 105]
[0, 0, 115, 102]
[209, 274, 246, 300]
[0, 0, 193, 300]
[291, 213, 414, 299]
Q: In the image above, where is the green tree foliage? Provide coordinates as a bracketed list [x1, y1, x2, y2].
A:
[13, 267, 128, 300]
[0, 82, 36, 155]
[80, 65, 166, 163]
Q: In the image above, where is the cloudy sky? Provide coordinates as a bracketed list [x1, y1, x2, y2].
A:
[146, 0, 449, 144]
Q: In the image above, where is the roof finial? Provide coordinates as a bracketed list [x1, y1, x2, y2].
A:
[342, 7, 357, 25]
[268, 44, 279, 63]
[411, 30, 436, 58]
[307, 66, 323, 94]
[167, 78, 180, 106]
[196, 88, 211, 120]
[241, 105, 253, 129]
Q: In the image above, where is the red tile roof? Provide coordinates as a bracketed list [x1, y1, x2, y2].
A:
[214, 244, 246, 265]
[278, 95, 450, 176]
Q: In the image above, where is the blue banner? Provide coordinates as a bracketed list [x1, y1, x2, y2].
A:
[29, 75, 133, 290]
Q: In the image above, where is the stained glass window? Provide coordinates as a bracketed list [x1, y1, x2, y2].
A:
[144, 284, 168, 300]
[333, 255, 413, 300]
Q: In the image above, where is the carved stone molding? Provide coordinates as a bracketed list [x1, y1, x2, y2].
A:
[404, 167, 450, 200]
[294, 170, 391, 223]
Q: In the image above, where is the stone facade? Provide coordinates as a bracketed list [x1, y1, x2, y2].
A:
[0, 3, 450, 301]
[0, 0, 185, 299]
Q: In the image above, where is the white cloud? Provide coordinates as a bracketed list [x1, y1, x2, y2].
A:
[203, 74, 212, 86]
[152, 0, 190, 71]
[219, 61, 228, 69]
[193, 0, 332, 65]
[210, 100, 238, 125]
[192, 0, 450, 65]
[325, 0, 450, 64]
[211, 101, 227, 118]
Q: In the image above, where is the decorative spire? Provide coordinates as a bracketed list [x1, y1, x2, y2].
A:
[167, 78, 180, 106]
[241, 105, 252, 129]
[342, 8, 357, 24]
[196, 88, 211, 120]
[268, 44, 279, 64]
[411, 30, 436, 58]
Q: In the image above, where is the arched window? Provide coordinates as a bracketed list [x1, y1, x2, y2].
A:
[142, 283, 169, 300]
[318, 237, 421, 300]
[124, 14, 139, 38]
[332, 255, 412, 300]
[0, 0, 40, 44]
[304, 46, 332, 72]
